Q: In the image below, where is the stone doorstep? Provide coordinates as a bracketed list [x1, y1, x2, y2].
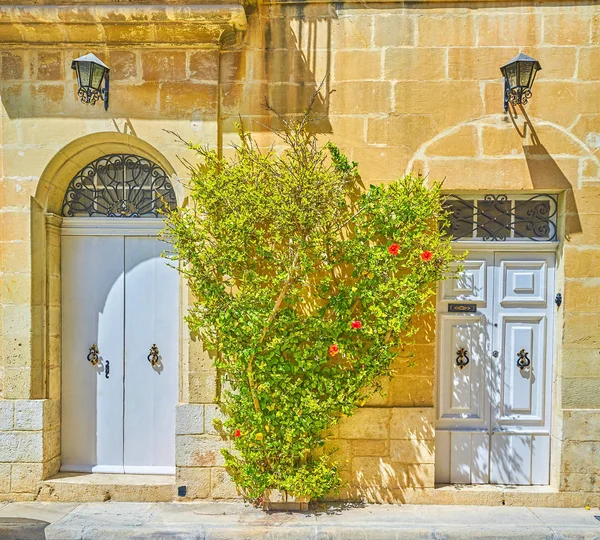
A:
[36, 473, 175, 503]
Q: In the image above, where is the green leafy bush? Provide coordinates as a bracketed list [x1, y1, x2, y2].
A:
[165, 115, 460, 502]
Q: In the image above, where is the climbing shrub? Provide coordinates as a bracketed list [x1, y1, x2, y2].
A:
[165, 113, 460, 502]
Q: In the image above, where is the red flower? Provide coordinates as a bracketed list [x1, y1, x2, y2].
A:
[421, 250, 433, 262]
[351, 320, 362, 330]
[328, 344, 339, 357]
[388, 243, 400, 256]
[234, 429, 241, 438]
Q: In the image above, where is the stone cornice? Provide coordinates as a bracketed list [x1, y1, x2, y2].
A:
[0, 4, 247, 46]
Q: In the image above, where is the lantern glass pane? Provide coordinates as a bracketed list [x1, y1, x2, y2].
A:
[78, 61, 91, 87]
[90, 63, 105, 90]
[504, 63, 518, 89]
[519, 62, 534, 88]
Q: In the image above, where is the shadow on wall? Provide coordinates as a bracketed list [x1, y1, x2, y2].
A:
[220, 4, 334, 137]
[514, 107, 583, 237]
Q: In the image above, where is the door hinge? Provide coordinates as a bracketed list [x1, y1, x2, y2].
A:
[555, 293, 562, 308]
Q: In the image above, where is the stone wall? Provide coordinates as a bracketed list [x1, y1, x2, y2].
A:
[0, 0, 599, 503]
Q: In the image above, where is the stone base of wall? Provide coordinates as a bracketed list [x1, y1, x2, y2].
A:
[0, 398, 60, 501]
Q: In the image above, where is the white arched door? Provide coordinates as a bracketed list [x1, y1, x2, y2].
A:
[60, 154, 179, 474]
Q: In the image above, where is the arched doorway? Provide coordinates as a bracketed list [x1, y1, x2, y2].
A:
[60, 153, 179, 475]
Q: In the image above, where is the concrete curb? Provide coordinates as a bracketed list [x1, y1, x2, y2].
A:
[0, 502, 598, 540]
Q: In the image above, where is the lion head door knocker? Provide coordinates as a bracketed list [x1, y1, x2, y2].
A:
[148, 344, 160, 367]
[455, 347, 470, 370]
[516, 348, 531, 370]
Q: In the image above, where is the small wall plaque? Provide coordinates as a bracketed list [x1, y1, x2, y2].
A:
[448, 303, 477, 313]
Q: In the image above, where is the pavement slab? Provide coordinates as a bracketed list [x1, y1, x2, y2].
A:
[0, 501, 597, 539]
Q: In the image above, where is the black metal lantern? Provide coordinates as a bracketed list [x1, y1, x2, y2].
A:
[500, 53, 541, 113]
[71, 53, 110, 111]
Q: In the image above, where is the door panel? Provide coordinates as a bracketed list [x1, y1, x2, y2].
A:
[442, 259, 489, 304]
[498, 259, 547, 306]
[437, 314, 489, 430]
[61, 236, 125, 473]
[123, 237, 178, 474]
[497, 315, 547, 427]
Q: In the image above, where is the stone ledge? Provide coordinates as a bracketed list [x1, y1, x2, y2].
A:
[0, 4, 247, 45]
[37, 472, 175, 502]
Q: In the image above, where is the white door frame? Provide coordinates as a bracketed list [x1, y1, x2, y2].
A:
[435, 240, 559, 485]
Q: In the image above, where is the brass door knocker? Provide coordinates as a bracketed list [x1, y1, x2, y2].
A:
[455, 347, 469, 369]
[517, 348, 531, 370]
[148, 344, 160, 366]
[87, 344, 99, 366]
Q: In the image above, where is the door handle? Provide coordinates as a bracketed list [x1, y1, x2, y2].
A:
[148, 344, 160, 366]
[492, 350, 499, 358]
[516, 348, 531, 370]
[87, 344, 99, 366]
[455, 347, 469, 369]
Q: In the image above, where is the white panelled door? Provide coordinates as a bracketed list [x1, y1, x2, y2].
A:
[435, 251, 555, 485]
[61, 228, 178, 475]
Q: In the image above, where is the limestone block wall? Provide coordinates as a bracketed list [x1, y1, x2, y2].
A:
[0, 0, 599, 504]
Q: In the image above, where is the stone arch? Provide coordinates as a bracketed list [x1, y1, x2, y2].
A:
[405, 113, 600, 194]
[35, 132, 179, 215]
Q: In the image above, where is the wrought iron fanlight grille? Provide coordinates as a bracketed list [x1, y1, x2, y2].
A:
[62, 154, 177, 217]
[443, 194, 558, 242]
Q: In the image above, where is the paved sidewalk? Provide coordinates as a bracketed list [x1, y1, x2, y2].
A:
[0, 501, 599, 539]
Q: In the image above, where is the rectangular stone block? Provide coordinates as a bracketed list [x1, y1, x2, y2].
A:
[373, 14, 414, 47]
[176, 466, 211, 499]
[388, 376, 434, 407]
[1, 51, 25, 80]
[351, 457, 435, 489]
[10, 462, 43, 493]
[0, 464, 9, 494]
[564, 280, 600, 312]
[0, 400, 14, 431]
[141, 51, 186, 81]
[331, 15, 374, 49]
[563, 410, 600, 442]
[14, 400, 44, 431]
[109, 50, 139, 81]
[563, 314, 600, 348]
[477, 12, 542, 47]
[352, 439, 388, 457]
[563, 378, 600, 409]
[35, 51, 63, 81]
[390, 407, 434, 440]
[176, 404, 205, 435]
[544, 12, 592, 45]
[210, 467, 239, 499]
[389, 439, 434, 464]
[394, 81, 483, 131]
[0, 432, 43, 462]
[160, 82, 217, 118]
[338, 408, 390, 440]
[204, 404, 226, 435]
[418, 15, 474, 47]
[189, 51, 219, 82]
[560, 349, 600, 379]
[188, 369, 218, 404]
[561, 441, 600, 474]
[384, 48, 446, 81]
[176, 434, 226, 467]
[333, 50, 382, 81]
[330, 82, 392, 115]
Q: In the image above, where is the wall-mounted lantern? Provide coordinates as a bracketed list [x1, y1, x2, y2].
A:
[500, 53, 541, 113]
[71, 53, 110, 111]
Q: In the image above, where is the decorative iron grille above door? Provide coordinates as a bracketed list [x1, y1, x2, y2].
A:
[62, 154, 177, 217]
[443, 194, 558, 242]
